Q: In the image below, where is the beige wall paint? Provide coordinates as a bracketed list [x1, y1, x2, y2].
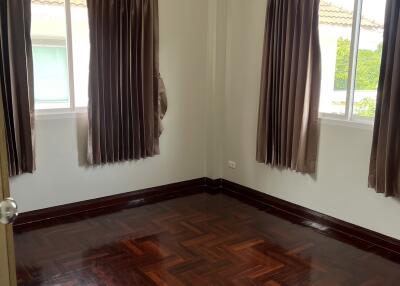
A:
[10, 0, 210, 212]
[221, 0, 400, 240]
[206, 0, 228, 179]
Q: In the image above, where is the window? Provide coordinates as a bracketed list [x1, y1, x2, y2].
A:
[319, 0, 386, 122]
[31, 0, 89, 111]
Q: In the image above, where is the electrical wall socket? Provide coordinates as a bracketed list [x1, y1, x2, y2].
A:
[228, 160, 237, 169]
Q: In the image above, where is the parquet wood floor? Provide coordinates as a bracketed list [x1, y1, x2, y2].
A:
[14, 191, 400, 285]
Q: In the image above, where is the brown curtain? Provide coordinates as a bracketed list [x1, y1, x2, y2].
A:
[256, 0, 321, 174]
[0, 0, 35, 176]
[86, 0, 167, 165]
[369, 0, 400, 197]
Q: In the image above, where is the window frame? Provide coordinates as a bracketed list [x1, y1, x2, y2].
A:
[34, 0, 87, 116]
[319, 0, 379, 126]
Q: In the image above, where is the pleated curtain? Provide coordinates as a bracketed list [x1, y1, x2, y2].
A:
[0, 0, 35, 176]
[256, 0, 321, 174]
[86, 0, 167, 165]
[369, 0, 400, 197]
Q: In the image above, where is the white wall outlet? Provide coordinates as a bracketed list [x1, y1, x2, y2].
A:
[228, 160, 237, 169]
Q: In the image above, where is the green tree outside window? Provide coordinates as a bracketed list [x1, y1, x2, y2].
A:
[334, 38, 382, 91]
[334, 38, 382, 118]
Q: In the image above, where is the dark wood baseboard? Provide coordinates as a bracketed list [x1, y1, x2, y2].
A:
[216, 179, 400, 255]
[204, 177, 223, 190]
[14, 178, 208, 230]
[14, 177, 400, 255]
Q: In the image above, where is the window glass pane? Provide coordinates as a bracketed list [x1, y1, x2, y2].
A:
[71, 0, 90, 107]
[353, 0, 386, 119]
[319, 0, 355, 115]
[32, 46, 69, 109]
[31, 1, 70, 110]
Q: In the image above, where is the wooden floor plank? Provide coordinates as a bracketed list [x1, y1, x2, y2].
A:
[14, 192, 400, 285]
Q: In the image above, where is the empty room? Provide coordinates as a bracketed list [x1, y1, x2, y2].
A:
[1, 0, 400, 285]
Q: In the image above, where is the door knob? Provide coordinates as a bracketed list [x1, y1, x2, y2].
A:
[0, 198, 18, 225]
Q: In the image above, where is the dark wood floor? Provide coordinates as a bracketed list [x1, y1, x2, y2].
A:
[14, 190, 400, 285]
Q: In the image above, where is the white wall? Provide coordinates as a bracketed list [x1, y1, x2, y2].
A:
[206, 0, 228, 179]
[221, 0, 400, 240]
[10, 0, 210, 212]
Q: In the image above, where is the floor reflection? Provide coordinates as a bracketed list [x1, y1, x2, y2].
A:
[14, 192, 400, 285]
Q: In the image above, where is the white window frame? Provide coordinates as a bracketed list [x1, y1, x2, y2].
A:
[319, 0, 377, 127]
[35, 0, 87, 117]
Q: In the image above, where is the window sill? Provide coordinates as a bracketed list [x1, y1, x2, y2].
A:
[319, 116, 374, 130]
[35, 108, 87, 120]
